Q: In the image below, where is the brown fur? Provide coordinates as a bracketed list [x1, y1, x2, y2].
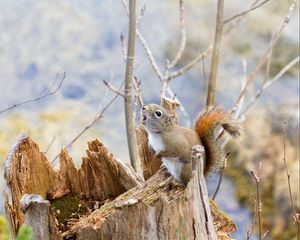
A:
[141, 104, 241, 184]
[195, 108, 241, 174]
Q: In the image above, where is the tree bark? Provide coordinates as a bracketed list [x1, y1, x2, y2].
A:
[4, 134, 236, 239]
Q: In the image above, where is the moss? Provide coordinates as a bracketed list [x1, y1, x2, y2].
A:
[210, 199, 237, 231]
[50, 196, 88, 226]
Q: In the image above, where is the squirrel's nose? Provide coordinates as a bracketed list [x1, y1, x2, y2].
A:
[142, 106, 146, 111]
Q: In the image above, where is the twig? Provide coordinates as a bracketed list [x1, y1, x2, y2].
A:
[168, 47, 213, 80]
[224, 0, 260, 35]
[44, 136, 56, 155]
[136, 5, 146, 25]
[212, 152, 229, 200]
[264, 33, 274, 82]
[250, 162, 263, 240]
[233, 0, 298, 113]
[124, 0, 139, 172]
[167, 0, 186, 69]
[52, 80, 124, 165]
[170, 0, 264, 81]
[282, 123, 300, 237]
[125, 0, 268, 84]
[133, 76, 144, 107]
[121, 0, 164, 81]
[242, 56, 300, 114]
[132, 76, 143, 122]
[234, 59, 247, 118]
[244, 224, 253, 240]
[136, 29, 164, 80]
[103, 80, 125, 97]
[244, 193, 256, 240]
[0, 72, 66, 114]
[166, 87, 191, 127]
[206, 0, 224, 109]
[223, 0, 272, 24]
[262, 230, 269, 239]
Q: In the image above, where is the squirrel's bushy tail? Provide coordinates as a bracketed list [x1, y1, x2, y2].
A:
[195, 108, 241, 175]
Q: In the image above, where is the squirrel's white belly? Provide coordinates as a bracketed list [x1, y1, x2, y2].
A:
[162, 157, 182, 182]
[147, 132, 165, 152]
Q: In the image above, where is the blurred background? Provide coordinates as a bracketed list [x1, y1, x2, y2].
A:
[0, 0, 299, 239]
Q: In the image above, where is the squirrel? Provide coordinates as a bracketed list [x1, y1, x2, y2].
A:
[140, 103, 241, 186]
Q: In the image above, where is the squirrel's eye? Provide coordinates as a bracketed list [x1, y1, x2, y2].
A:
[155, 110, 162, 118]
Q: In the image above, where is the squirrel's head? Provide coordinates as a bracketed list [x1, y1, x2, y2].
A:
[140, 104, 175, 133]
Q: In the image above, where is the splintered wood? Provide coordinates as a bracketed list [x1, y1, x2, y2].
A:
[4, 133, 236, 239]
[4, 134, 141, 239]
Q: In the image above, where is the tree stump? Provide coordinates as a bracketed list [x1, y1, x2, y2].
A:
[4, 134, 236, 239]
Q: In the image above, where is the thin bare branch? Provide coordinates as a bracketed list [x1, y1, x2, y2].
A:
[0, 72, 66, 114]
[124, 0, 139, 172]
[223, 0, 272, 25]
[224, 0, 260, 35]
[103, 80, 125, 97]
[233, 0, 298, 113]
[166, 87, 191, 127]
[52, 80, 124, 165]
[168, 47, 213, 80]
[133, 76, 144, 107]
[132, 76, 143, 122]
[136, 5, 146, 25]
[250, 162, 263, 240]
[262, 230, 269, 239]
[282, 123, 300, 233]
[206, 0, 224, 109]
[136, 29, 164, 80]
[242, 56, 300, 114]
[121, 0, 164, 81]
[212, 152, 229, 200]
[167, 0, 186, 69]
[264, 33, 274, 82]
[44, 136, 56, 155]
[161, 79, 169, 98]
[234, 59, 248, 118]
[169, 0, 262, 81]
[123, 0, 268, 85]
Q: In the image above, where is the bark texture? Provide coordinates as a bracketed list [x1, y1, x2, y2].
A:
[4, 133, 236, 239]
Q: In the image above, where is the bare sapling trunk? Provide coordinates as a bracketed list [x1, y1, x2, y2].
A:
[124, 0, 140, 172]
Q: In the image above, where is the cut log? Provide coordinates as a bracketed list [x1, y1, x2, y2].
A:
[4, 134, 236, 239]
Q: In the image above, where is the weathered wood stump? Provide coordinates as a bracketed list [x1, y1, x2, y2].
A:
[4, 133, 236, 239]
